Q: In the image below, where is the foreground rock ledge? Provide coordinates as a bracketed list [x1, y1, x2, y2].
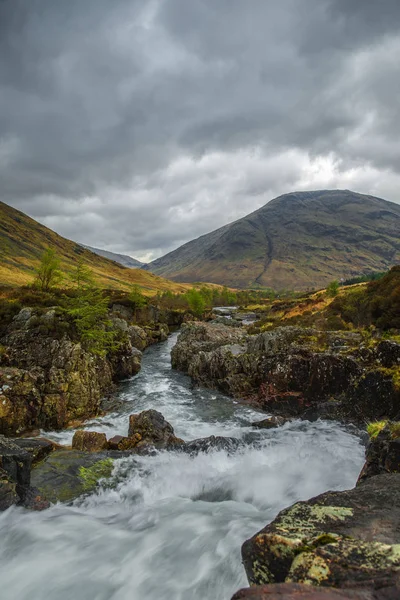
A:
[242, 473, 400, 590]
[232, 581, 400, 599]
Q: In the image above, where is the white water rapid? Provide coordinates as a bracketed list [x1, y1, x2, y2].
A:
[0, 333, 365, 600]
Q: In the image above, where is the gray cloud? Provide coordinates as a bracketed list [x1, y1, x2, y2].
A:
[0, 0, 400, 261]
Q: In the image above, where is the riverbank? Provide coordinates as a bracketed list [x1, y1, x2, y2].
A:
[0, 333, 366, 600]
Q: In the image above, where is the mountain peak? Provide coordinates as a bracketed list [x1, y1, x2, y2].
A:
[147, 189, 400, 290]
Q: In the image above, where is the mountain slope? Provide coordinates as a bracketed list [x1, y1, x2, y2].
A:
[0, 201, 187, 293]
[146, 190, 400, 290]
[81, 245, 144, 269]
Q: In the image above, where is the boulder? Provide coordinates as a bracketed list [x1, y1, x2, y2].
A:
[231, 581, 400, 600]
[128, 409, 184, 448]
[128, 325, 148, 351]
[242, 473, 400, 589]
[72, 431, 108, 452]
[357, 423, 400, 484]
[0, 435, 49, 510]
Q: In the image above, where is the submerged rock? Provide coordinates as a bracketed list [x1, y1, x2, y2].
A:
[242, 473, 400, 589]
[251, 417, 288, 429]
[183, 435, 241, 454]
[31, 450, 114, 503]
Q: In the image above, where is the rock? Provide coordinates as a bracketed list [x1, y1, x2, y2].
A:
[109, 342, 142, 379]
[0, 435, 49, 510]
[183, 435, 241, 454]
[171, 322, 400, 424]
[128, 409, 184, 448]
[72, 431, 108, 452]
[31, 450, 114, 503]
[0, 468, 18, 511]
[231, 581, 400, 599]
[128, 325, 148, 351]
[108, 434, 142, 450]
[242, 473, 400, 589]
[251, 417, 288, 429]
[375, 341, 400, 368]
[357, 423, 400, 484]
[11, 438, 55, 464]
[0, 307, 147, 434]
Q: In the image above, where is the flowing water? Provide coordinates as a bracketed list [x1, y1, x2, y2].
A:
[0, 333, 365, 600]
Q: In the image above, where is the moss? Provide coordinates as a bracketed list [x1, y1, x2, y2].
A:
[78, 458, 114, 491]
[389, 422, 400, 439]
[367, 420, 388, 439]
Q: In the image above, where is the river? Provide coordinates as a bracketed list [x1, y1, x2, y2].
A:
[0, 333, 365, 600]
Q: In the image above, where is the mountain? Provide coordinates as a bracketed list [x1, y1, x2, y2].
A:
[0, 200, 188, 293]
[146, 190, 400, 290]
[81, 245, 144, 269]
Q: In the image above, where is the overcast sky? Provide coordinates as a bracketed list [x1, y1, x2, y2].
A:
[1, 0, 400, 261]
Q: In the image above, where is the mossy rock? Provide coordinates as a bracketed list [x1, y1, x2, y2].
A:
[31, 450, 113, 503]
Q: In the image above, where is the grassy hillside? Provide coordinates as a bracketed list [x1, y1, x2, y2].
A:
[146, 190, 400, 290]
[0, 201, 188, 293]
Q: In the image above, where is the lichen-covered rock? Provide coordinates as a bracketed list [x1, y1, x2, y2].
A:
[31, 450, 114, 503]
[357, 423, 400, 484]
[128, 409, 184, 448]
[231, 581, 400, 599]
[242, 473, 400, 589]
[72, 430, 108, 452]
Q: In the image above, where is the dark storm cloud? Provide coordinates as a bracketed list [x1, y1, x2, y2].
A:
[0, 0, 400, 260]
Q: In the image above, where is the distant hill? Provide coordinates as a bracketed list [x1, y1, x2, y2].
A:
[0, 200, 188, 293]
[81, 245, 144, 269]
[146, 190, 400, 290]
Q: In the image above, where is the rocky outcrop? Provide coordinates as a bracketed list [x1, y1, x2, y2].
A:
[242, 473, 400, 590]
[357, 423, 400, 484]
[171, 323, 400, 423]
[0, 308, 144, 434]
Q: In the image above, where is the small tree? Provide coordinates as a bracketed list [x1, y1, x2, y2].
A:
[34, 248, 63, 291]
[129, 284, 146, 319]
[327, 280, 340, 298]
[186, 288, 205, 317]
[65, 262, 116, 355]
[70, 258, 95, 290]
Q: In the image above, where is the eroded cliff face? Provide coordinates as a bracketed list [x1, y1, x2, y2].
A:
[171, 322, 400, 423]
[0, 307, 150, 435]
